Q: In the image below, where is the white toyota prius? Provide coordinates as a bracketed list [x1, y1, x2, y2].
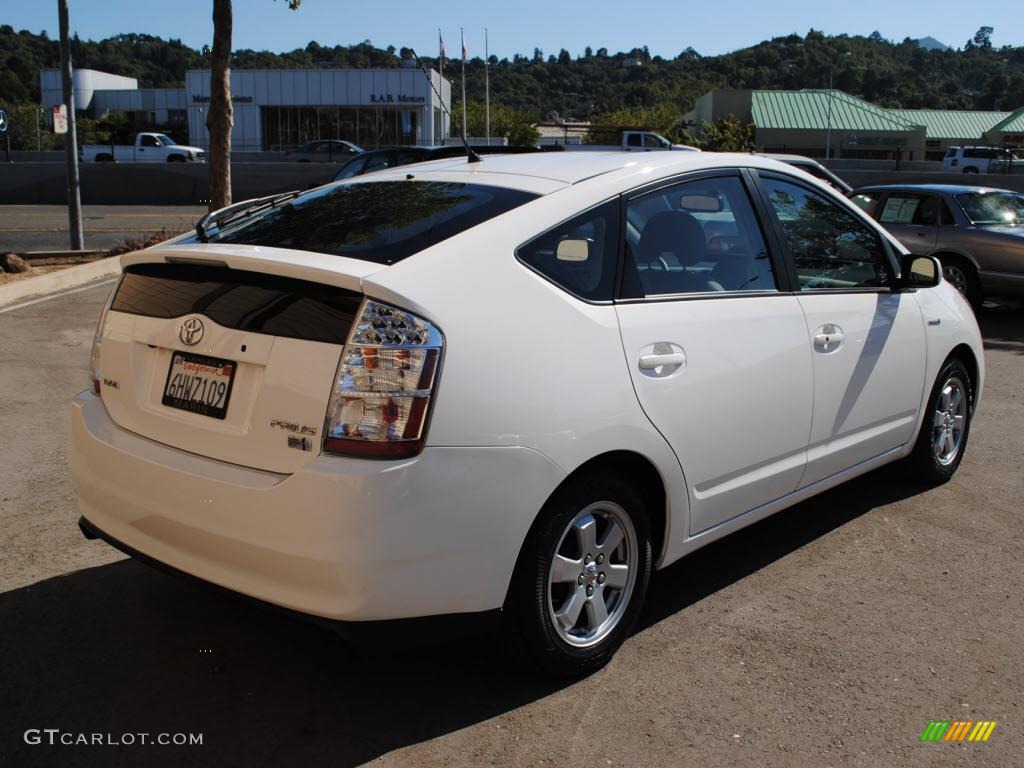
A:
[70, 151, 983, 676]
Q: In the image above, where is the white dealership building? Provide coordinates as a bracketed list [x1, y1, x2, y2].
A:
[40, 66, 452, 150]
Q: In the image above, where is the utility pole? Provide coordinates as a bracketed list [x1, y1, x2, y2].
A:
[484, 28, 490, 144]
[460, 28, 467, 142]
[58, 0, 84, 250]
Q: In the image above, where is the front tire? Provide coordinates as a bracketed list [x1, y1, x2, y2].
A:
[908, 358, 973, 485]
[506, 473, 652, 678]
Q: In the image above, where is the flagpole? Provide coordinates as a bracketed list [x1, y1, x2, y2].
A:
[438, 28, 445, 145]
[485, 28, 490, 144]
[460, 28, 467, 141]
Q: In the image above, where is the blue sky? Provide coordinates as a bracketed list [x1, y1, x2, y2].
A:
[3, 0, 1015, 58]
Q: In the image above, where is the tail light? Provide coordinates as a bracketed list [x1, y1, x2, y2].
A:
[323, 299, 443, 458]
[90, 282, 119, 395]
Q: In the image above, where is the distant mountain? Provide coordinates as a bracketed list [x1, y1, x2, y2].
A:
[915, 36, 950, 51]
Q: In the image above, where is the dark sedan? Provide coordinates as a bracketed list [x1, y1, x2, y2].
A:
[285, 140, 363, 162]
[851, 183, 1024, 306]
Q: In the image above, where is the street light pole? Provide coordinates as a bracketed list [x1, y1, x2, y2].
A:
[58, 0, 84, 250]
[825, 67, 834, 162]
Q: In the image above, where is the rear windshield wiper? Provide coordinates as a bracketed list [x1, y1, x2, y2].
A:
[195, 190, 302, 242]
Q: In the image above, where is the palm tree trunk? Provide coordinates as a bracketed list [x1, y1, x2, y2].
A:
[207, 0, 233, 210]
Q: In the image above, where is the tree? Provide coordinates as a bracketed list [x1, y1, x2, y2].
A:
[692, 115, 756, 151]
[207, 0, 300, 210]
[967, 26, 994, 50]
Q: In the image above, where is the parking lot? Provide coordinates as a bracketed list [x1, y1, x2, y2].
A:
[1, 281, 1022, 768]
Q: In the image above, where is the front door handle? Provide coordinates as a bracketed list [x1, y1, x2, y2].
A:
[813, 324, 844, 353]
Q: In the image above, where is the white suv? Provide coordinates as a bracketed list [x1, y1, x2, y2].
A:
[71, 152, 984, 676]
[942, 146, 1023, 174]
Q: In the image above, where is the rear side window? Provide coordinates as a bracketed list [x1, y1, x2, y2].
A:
[622, 175, 776, 297]
[181, 181, 538, 264]
[516, 199, 620, 301]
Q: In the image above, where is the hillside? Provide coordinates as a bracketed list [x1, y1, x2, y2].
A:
[2, 25, 1022, 123]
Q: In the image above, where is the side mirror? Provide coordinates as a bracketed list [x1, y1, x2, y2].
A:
[557, 238, 591, 262]
[899, 254, 941, 289]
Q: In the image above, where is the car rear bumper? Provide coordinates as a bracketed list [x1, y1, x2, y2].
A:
[69, 391, 564, 622]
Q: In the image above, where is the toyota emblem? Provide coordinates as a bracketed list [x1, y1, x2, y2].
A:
[179, 317, 205, 346]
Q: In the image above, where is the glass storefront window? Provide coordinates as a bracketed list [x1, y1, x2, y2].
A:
[262, 106, 419, 150]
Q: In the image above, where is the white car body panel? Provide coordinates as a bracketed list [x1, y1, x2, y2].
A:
[796, 291, 927, 487]
[616, 295, 813, 535]
[69, 151, 986, 623]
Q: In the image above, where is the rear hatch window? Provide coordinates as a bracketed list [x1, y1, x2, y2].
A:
[177, 180, 538, 265]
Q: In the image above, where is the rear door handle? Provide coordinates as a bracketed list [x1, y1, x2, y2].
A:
[639, 352, 687, 370]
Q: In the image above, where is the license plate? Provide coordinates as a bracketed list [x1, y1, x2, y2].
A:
[161, 351, 236, 420]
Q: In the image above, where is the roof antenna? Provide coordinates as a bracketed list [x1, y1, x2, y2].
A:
[410, 48, 481, 164]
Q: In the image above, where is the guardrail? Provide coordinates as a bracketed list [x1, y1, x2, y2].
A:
[0, 163, 337, 205]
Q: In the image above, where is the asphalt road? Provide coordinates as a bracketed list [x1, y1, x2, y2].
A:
[0, 205, 205, 253]
[1, 282, 1022, 768]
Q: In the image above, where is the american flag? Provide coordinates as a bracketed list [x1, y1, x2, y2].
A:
[461, 29, 467, 62]
[439, 30, 446, 69]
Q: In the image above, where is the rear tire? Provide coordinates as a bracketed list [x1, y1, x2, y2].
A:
[938, 255, 982, 308]
[908, 358, 973, 485]
[505, 472, 652, 678]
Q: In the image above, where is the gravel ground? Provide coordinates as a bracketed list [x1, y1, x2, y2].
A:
[1, 283, 1021, 768]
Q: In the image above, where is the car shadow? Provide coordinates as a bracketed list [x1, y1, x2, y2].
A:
[978, 299, 1024, 356]
[2, 465, 926, 768]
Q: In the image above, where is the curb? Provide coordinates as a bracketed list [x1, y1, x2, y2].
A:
[0, 256, 122, 309]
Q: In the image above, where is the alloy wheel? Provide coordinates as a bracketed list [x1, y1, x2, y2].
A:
[546, 501, 638, 648]
[933, 375, 967, 466]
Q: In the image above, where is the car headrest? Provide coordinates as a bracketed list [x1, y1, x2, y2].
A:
[637, 211, 706, 267]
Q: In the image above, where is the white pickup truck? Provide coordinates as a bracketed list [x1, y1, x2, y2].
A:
[560, 130, 699, 152]
[82, 133, 206, 163]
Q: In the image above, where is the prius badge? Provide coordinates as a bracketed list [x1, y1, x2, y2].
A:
[179, 317, 205, 346]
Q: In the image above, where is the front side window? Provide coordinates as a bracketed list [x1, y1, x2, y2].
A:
[761, 177, 890, 290]
[140, 135, 161, 147]
[878, 193, 939, 226]
[516, 199, 620, 301]
[180, 181, 538, 264]
[644, 134, 666, 148]
[336, 156, 368, 180]
[622, 175, 776, 297]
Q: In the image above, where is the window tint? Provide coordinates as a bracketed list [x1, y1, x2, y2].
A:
[336, 156, 368, 179]
[516, 199, 620, 301]
[850, 191, 880, 213]
[762, 177, 890, 290]
[878, 193, 938, 226]
[182, 181, 538, 264]
[622, 176, 776, 297]
[626, 134, 642, 147]
[140, 135, 160, 147]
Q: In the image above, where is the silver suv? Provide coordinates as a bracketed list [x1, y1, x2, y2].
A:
[942, 146, 1023, 174]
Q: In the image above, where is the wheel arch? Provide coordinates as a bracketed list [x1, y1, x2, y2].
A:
[504, 449, 670, 607]
[933, 249, 981, 273]
[948, 343, 980, 414]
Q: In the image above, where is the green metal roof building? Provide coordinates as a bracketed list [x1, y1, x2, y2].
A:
[985, 107, 1024, 149]
[685, 89, 1019, 161]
